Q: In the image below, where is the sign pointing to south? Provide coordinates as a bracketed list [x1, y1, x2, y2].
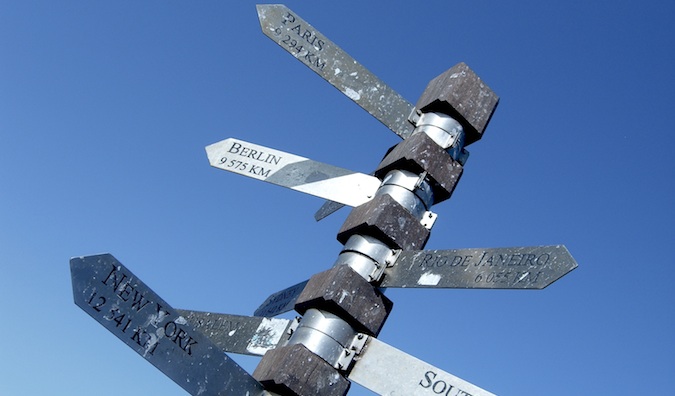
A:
[349, 337, 497, 396]
[206, 137, 381, 207]
[70, 254, 270, 396]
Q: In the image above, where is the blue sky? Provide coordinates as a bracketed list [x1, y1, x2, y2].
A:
[1, 1, 673, 395]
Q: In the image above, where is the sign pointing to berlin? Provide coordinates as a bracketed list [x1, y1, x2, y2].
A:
[381, 245, 578, 289]
[70, 254, 270, 396]
[206, 137, 381, 207]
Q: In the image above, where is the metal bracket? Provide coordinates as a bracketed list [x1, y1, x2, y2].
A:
[421, 211, 438, 230]
[367, 259, 386, 284]
[378, 169, 434, 215]
[408, 107, 421, 128]
[457, 148, 470, 166]
[368, 248, 401, 283]
[385, 249, 401, 268]
[285, 317, 301, 339]
[273, 316, 301, 350]
[335, 333, 369, 371]
[414, 171, 429, 189]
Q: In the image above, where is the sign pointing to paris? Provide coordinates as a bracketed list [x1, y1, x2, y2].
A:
[381, 245, 578, 289]
[257, 3, 427, 221]
[257, 4, 416, 140]
[70, 254, 270, 396]
[206, 137, 381, 207]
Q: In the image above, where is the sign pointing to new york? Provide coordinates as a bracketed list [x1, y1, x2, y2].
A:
[206, 137, 381, 207]
[381, 245, 578, 289]
[257, 4, 416, 140]
[70, 254, 270, 396]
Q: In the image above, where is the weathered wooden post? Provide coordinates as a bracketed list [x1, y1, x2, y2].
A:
[70, 4, 577, 395]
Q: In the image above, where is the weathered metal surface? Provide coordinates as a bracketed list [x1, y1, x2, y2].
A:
[416, 62, 499, 146]
[287, 309, 357, 368]
[70, 254, 269, 395]
[348, 337, 497, 396]
[314, 199, 346, 221]
[381, 245, 578, 289]
[206, 137, 380, 207]
[176, 310, 292, 356]
[255, 279, 309, 317]
[257, 4, 416, 140]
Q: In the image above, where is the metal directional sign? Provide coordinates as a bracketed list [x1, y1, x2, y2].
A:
[176, 309, 292, 357]
[348, 337, 497, 396]
[257, 3, 424, 222]
[253, 279, 308, 318]
[70, 254, 269, 396]
[206, 137, 381, 207]
[257, 4, 416, 140]
[381, 245, 578, 289]
[314, 199, 346, 221]
[255, 245, 577, 318]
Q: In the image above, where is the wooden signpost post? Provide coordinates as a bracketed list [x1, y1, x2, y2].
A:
[71, 4, 577, 395]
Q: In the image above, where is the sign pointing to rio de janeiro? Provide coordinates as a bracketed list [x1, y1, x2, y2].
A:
[381, 245, 578, 289]
[206, 137, 381, 207]
[70, 254, 270, 395]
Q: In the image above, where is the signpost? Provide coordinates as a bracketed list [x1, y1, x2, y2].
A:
[71, 4, 577, 395]
[70, 254, 271, 396]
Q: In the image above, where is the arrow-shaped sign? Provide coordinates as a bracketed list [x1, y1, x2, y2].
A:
[348, 336, 497, 396]
[254, 245, 577, 318]
[176, 309, 293, 357]
[256, 3, 424, 222]
[206, 137, 381, 207]
[257, 4, 416, 140]
[253, 279, 308, 318]
[381, 245, 578, 289]
[70, 254, 270, 396]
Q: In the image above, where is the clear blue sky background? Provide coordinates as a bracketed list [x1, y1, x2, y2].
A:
[1, 1, 673, 395]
